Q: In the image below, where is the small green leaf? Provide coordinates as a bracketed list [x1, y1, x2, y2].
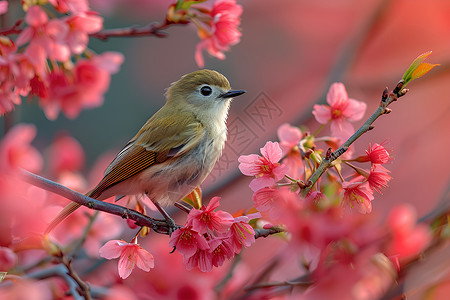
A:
[402, 51, 439, 86]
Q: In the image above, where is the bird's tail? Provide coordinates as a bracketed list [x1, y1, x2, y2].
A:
[44, 190, 93, 235]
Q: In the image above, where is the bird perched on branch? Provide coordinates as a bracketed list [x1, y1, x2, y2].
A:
[46, 69, 245, 234]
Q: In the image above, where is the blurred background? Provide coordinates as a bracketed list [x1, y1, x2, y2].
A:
[3, 0, 450, 272]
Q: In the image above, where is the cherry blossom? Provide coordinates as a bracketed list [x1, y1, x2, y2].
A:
[0, 123, 43, 173]
[229, 214, 259, 254]
[0, 1, 7, 15]
[386, 204, 431, 261]
[312, 83, 366, 140]
[195, 0, 242, 67]
[277, 123, 304, 178]
[342, 181, 374, 214]
[168, 226, 210, 258]
[187, 196, 234, 234]
[367, 164, 391, 193]
[238, 141, 289, 191]
[357, 142, 391, 164]
[99, 240, 154, 279]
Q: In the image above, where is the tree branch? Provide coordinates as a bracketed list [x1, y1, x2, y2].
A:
[20, 169, 173, 235]
[89, 21, 177, 40]
[301, 80, 408, 196]
[21, 169, 283, 239]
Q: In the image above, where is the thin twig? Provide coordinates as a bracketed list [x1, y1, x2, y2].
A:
[90, 21, 179, 40]
[60, 256, 92, 300]
[21, 169, 174, 235]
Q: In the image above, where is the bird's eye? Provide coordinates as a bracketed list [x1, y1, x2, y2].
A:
[200, 86, 212, 96]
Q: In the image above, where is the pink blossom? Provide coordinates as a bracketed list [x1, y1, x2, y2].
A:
[64, 12, 103, 54]
[367, 164, 391, 193]
[342, 181, 374, 214]
[209, 236, 234, 267]
[17, 6, 70, 68]
[0, 123, 43, 173]
[49, 0, 90, 14]
[277, 123, 304, 178]
[0, 246, 17, 271]
[229, 214, 259, 253]
[38, 51, 123, 120]
[184, 248, 214, 272]
[47, 133, 85, 175]
[169, 226, 210, 258]
[186, 196, 234, 234]
[357, 142, 391, 164]
[99, 240, 154, 279]
[238, 141, 289, 191]
[0, 37, 24, 115]
[195, 0, 242, 67]
[386, 205, 431, 261]
[0, 1, 7, 16]
[252, 187, 284, 220]
[312, 83, 366, 140]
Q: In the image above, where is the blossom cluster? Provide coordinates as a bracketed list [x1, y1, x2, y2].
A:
[167, 0, 242, 68]
[169, 197, 259, 272]
[0, 1, 123, 119]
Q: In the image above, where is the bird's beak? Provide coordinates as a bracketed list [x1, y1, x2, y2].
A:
[220, 90, 246, 99]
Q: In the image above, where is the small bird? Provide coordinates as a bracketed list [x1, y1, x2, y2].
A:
[46, 69, 245, 233]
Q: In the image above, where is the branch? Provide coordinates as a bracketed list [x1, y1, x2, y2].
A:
[20, 169, 173, 235]
[301, 80, 408, 196]
[89, 21, 179, 40]
[0, 19, 23, 36]
[21, 169, 283, 239]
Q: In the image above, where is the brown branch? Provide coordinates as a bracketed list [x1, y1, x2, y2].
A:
[21, 169, 173, 235]
[89, 21, 180, 40]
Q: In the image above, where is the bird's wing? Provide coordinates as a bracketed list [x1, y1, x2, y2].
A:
[92, 114, 205, 199]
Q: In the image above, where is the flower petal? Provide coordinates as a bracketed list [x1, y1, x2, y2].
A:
[98, 240, 122, 260]
[312, 104, 331, 124]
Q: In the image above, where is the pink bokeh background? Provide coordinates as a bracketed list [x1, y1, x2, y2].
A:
[8, 0, 450, 288]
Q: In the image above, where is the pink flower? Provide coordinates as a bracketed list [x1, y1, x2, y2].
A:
[17, 6, 70, 69]
[39, 51, 123, 120]
[277, 123, 304, 179]
[252, 187, 284, 220]
[386, 205, 431, 261]
[195, 0, 242, 67]
[229, 213, 259, 253]
[238, 141, 289, 191]
[0, 246, 18, 271]
[0, 1, 8, 15]
[312, 83, 366, 140]
[99, 240, 154, 279]
[49, 0, 90, 14]
[359, 142, 391, 164]
[209, 236, 234, 268]
[64, 12, 103, 54]
[367, 164, 391, 193]
[168, 226, 209, 258]
[186, 196, 234, 234]
[47, 133, 85, 175]
[0, 124, 43, 173]
[342, 181, 374, 214]
[184, 248, 214, 272]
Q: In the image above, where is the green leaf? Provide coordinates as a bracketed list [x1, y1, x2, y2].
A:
[402, 51, 439, 86]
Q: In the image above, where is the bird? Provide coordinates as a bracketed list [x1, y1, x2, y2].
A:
[45, 69, 245, 234]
